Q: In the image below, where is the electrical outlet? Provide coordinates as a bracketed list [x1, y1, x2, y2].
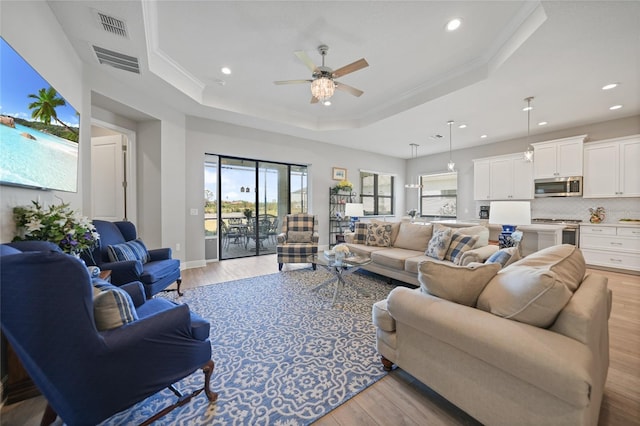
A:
[176, 243, 181, 251]
[190, 208, 198, 215]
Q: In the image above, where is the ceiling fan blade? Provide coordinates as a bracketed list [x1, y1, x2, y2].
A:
[294, 50, 319, 73]
[335, 82, 364, 97]
[274, 79, 312, 85]
[310, 96, 320, 104]
[332, 58, 369, 78]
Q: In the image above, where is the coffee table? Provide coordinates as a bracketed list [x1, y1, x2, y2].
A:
[308, 253, 372, 306]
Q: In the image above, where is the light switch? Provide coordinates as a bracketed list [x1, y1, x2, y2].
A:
[190, 208, 198, 215]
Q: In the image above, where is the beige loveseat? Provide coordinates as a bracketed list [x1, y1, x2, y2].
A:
[373, 245, 611, 425]
[344, 221, 498, 286]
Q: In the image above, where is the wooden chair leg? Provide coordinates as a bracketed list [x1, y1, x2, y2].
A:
[40, 403, 57, 426]
[139, 360, 218, 426]
[176, 278, 183, 296]
[381, 356, 394, 371]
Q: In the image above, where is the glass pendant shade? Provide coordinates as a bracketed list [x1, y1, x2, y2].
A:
[523, 96, 534, 162]
[310, 77, 335, 101]
[447, 161, 455, 172]
[447, 120, 455, 172]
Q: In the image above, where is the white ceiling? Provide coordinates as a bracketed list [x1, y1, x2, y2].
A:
[49, 1, 640, 158]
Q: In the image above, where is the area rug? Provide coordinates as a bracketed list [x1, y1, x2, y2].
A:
[101, 268, 396, 425]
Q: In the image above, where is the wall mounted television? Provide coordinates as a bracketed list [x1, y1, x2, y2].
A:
[0, 36, 80, 193]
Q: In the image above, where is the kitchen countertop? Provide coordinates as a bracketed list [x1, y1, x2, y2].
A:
[431, 219, 565, 231]
[580, 221, 640, 228]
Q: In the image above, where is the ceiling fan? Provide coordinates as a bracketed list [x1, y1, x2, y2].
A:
[274, 45, 369, 104]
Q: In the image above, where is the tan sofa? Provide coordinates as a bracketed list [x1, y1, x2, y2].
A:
[373, 245, 611, 426]
[344, 221, 498, 286]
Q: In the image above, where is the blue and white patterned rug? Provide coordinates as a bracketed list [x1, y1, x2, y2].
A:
[101, 268, 396, 425]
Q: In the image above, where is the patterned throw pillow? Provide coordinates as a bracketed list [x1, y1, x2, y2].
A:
[92, 282, 138, 331]
[352, 222, 368, 244]
[485, 247, 521, 268]
[425, 226, 453, 260]
[445, 232, 479, 265]
[107, 239, 150, 264]
[365, 223, 392, 247]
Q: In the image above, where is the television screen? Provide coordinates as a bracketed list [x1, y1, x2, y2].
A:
[0, 37, 80, 192]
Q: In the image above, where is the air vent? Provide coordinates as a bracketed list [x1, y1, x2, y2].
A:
[429, 134, 444, 141]
[96, 12, 128, 38]
[93, 45, 140, 74]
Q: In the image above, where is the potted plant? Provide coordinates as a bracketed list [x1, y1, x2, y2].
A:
[12, 200, 99, 257]
[332, 180, 353, 194]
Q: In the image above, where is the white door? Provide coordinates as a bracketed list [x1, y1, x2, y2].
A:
[91, 135, 125, 221]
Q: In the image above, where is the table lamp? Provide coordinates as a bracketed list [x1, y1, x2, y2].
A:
[489, 201, 531, 248]
[345, 203, 365, 232]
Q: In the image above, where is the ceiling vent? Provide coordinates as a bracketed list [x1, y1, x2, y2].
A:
[92, 45, 140, 74]
[95, 11, 128, 38]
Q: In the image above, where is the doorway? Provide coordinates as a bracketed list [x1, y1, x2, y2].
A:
[215, 156, 307, 260]
[90, 120, 136, 223]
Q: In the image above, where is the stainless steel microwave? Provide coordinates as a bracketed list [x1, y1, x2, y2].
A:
[534, 177, 583, 197]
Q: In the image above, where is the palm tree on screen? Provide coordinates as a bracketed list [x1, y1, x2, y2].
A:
[27, 87, 78, 135]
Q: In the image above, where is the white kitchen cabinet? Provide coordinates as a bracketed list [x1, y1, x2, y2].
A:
[580, 224, 640, 272]
[583, 135, 640, 198]
[473, 159, 491, 200]
[532, 135, 586, 179]
[473, 153, 533, 200]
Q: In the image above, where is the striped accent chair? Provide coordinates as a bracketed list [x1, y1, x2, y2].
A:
[277, 214, 319, 271]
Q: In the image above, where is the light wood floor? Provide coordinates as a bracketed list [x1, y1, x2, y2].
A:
[1, 256, 638, 426]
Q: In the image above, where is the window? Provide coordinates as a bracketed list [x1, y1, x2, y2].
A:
[360, 171, 394, 216]
[420, 172, 457, 219]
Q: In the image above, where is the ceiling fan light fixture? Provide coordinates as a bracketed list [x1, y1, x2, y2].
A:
[310, 76, 335, 101]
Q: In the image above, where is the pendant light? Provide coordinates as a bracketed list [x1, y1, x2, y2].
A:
[404, 143, 422, 189]
[447, 120, 455, 172]
[523, 96, 534, 162]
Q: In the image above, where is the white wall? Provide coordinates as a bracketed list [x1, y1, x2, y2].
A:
[185, 116, 407, 263]
[0, 1, 87, 242]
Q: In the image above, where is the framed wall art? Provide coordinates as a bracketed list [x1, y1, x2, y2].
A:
[332, 167, 347, 181]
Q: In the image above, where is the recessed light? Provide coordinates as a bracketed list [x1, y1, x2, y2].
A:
[446, 18, 462, 31]
[458, 124, 467, 129]
[538, 121, 548, 126]
[221, 67, 232, 75]
[522, 106, 533, 112]
[602, 83, 618, 90]
[480, 134, 488, 139]
[609, 105, 622, 110]
[323, 100, 331, 106]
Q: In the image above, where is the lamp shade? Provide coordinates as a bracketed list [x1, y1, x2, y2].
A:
[345, 203, 364, 217]
[489, 201, 531, 226]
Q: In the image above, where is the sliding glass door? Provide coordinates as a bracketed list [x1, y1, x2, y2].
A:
[217, 156, 307, 260]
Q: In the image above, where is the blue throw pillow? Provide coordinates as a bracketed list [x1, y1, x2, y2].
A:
[107, 239, 150, 264]
[485, 247, 520, 268]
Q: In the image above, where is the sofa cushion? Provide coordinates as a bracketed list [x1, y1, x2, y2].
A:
[504, 244, 586, 292]
[425, 225, 453, 260]
[366, 222, 392, 247]
[419, 261, 501, 306]
[477, 266, 573, 328]
[404, 255, 448, 274]
[287, 230, 312, 243]
[371, 248, 423, 270]
[107, 239, 150, 264]
[394, 222, 432, 251]
[93, 282, 139, 331]
[455, 225, 489, 248]
[371, 219, 401, 245]
[485, 247, 521, 268]
[345, 243, 387, 257]
[445, 232, 479, 265]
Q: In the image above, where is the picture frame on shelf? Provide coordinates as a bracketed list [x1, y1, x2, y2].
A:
[332, 167, 347, 181]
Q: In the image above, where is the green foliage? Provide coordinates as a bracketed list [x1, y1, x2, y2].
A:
[13, 117, 79, 143]
[12, 200, 99, 255]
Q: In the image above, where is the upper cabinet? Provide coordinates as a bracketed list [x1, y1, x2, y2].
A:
[583, 135, 640, 198]
[473, 153, 533, 200]
[532, 135, 586, 179]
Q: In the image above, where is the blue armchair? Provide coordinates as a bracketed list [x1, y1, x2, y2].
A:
[86, 220, 182, 298]
[0, 248, 217, 425]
